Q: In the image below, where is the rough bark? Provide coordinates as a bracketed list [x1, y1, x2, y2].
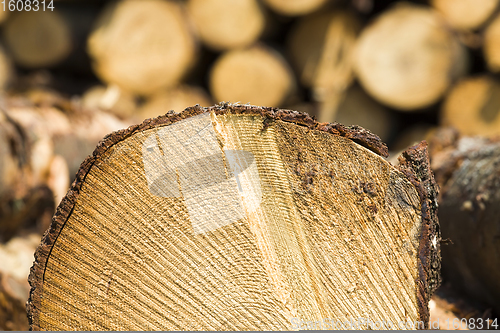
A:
[27, 104, 440, 330]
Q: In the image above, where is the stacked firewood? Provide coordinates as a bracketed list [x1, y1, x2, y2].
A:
[0, 0, 499, 329]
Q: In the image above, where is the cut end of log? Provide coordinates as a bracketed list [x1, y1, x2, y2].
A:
[27, 104, 440, 330]
[87, 0, 197, 95]
[187, 0, 265, 51]
[209, 47, 295, 107]
[354, 3, 466, 110]
[3, 10, 72, 68]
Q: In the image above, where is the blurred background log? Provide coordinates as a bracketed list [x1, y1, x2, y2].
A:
[354, 3, 467, 110]
[209, 45, 295, 107]
[431, 0, 499, 30]
[430, 132, 500, 316]
[87, 0, 197, 96]
[81, 85, 138, 119]
[0, 45, 13, 90]
[288, 9, 360, 122]
[441, 76, 500, 137]
[0, 233, 41, 330]
[262, 0, 330, 16]
[0, 6, 8, 24]
[187, 0, 265, 51]
[3, 10, 71, 68]
[0, 272, 29, 331]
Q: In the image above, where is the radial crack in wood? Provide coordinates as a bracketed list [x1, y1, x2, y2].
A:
[27, 104, 440, 330]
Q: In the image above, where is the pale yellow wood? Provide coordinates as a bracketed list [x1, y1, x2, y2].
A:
[354, 3, 466, 110]
[187, 0, 265, 50]
[37, 111, 422, 330]
[210, 46, 295, 107]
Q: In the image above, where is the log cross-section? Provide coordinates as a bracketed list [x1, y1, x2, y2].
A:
[27, 104, 440, 330]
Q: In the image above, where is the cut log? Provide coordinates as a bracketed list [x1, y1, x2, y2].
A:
[431, 0, 499, 30]
[429, 132, 500, 316]
[87, 0, 197, 95]
[3, 10, 72, 68]
[288, 10, 361, 122]
[484, 13, 500, 72]
[138, 85, 212, 120]
[28, 104, 440, 330]
[354, 3, 467, 110]
[262, 0, 330, 16]
[187, 0, 265, 51]
[209, 46, 295, 107]
[440, 76, 500, 137]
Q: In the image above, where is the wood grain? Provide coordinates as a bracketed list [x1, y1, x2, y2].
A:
[27, 104, 440, 330]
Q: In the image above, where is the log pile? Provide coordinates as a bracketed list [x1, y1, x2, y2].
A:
[0, 0, 499, 329]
